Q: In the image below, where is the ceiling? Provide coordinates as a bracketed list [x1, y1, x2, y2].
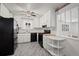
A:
[3, 3, 66, 16]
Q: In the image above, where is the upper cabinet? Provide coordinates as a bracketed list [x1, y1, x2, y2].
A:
[40, 10, 55, 27]
[39, 10, 50, 27]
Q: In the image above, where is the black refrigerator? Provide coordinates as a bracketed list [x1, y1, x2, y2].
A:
[0, 16, 14, 56]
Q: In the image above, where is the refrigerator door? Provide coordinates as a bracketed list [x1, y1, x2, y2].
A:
[0, 16, 14, 56]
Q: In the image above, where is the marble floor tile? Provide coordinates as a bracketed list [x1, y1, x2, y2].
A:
[13, 42, 51, 56]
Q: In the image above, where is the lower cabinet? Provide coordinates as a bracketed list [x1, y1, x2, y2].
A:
[18, 33, 37, 43]
[18, 34, 30, 43]
[43, 34, 65, 56]
[43, 34, 79, 56]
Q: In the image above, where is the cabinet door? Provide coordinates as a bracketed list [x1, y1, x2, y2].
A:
[18, 34, 30, 43]
[23, 34, 30, 42]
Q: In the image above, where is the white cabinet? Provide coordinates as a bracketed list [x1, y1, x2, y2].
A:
[18, 34, 30, 43]
[40, 10, 55, 27]
[43, 34, 65, 56]
[40, 11, 50, 27]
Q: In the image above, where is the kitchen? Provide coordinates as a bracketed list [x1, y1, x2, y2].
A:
[0, 3, 79, 56]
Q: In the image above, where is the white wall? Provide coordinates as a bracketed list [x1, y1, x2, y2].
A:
[50, 9, 56, 27]
[56, 3, 79, 56]
[14, 15, 40, 30]
[70, 22, 78, 35]
[32, 17, 40, 28]
[57, 4, 79, 36]
[0, 4, 13, 18]
[14, 16, 30, 29]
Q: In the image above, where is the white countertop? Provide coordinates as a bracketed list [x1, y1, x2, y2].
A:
[44, 34, 79, 40]
[45, 35, 65, 41]
[57, 34, 79, 40]
[18, 28, 44, 34]
[30, 29, 44, 33]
